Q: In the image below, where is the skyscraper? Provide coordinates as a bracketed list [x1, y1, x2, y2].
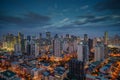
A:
[25, 36, 31, 55]
[34, 43, 39, 57]
[77, 42, 84, 61]
[94, 42, 104, 61]
[88, 38, 93, 53]
[14, 43, 21, 53]
[68, 59, 85, 80]
[77, 42, 89, 62]
[39, 33, 42, 40]
[84, 34, 88, 44]
[104, 31, 108, 45]
[46, 32, 51, 39]
[26, 43, 31, 55]
[53, 34, 61, 57]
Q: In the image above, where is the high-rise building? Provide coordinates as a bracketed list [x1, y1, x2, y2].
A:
[77, 42, 89, 62]
[77, 42, 84, 61]
[88, 38, 93, 53]
[46, 32, 51, 39]
[39, 33, 42, 39]
[84, 34, 88, 44]
[14, 43, 21, 53]
[68, 43, 74, 53]
[21, 39, 25, 53]
[27, 35, 31, 41]
[2, 33, 15, 51]
[68, 59, 85, 80]
[25, 36, 31, 55]
[62, 40, 69, 52]
[94, 42, 104, 61]
[34, 43, 39, 57]
[66, 34, 69, 39]
[104, 44, 108, 58]
[53, 34, 61, 57]
[26, 42, 31, 55]
[93, 37, 97, 47]
[73, 40, 77, 52]
[104, 31, 108, 45]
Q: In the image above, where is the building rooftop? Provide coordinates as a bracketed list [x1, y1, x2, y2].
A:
[0, 77, 6, 80]
[43, 71, 50, 76]
[0, 70, 16, 78]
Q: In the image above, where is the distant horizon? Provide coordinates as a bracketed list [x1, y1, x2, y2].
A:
[0, 31, 120, 39]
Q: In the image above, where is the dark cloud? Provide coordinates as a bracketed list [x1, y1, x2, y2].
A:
[0, 12, 51, 28]
[111, 22, 120, 26]
[77, 15, 95, 19]
[0, 15, 23, 24]
[94, 0, 120, 14]
[24, 12, 50, 23]
[73, 20, 87, 25]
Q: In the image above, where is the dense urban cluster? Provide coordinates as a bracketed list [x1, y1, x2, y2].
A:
[0, 32, 120, 80]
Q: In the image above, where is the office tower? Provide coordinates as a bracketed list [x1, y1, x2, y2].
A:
[77, 42, 89, 62]
[62, 40, 69, 52]
[54, 34, 58, 38]
[21, 39, 25, 53]
[73, 40, 77, 52]
[53, 34, 61, 57]
[46, 32, 51, 39]
[31, 40, 35, 55]
[68, 43, 74, 53]
[27, 35, 31, 41]
[34, 43, 39, 57]
[104, 44, 108, 58]
[18, 32, 22, 44]
[18, 33, 25, 53]
[25, 41, 31, 55]
[68, 59, 85, 80]
[66, 34, 69, 39]
[93, 38, 97, 47]
[88, 38, 93, 53]
[94, 42, 104, 61]
[39, 33, 42, 39]
[25, 36, 31, 55]
[84, 34, 88, 44]
[104, 31, 108, 45]
[18, 32, 24, 53]
[77, 42, 84, 61]
[14, 43, 21, 53]
[2, 33, 15, 51]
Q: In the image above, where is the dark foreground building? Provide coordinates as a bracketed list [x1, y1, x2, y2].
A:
[68, 59, 85, 80]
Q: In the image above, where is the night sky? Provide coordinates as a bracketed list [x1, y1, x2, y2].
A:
[0, 0, 120, 37]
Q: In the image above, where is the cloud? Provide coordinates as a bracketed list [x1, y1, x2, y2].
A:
[24, 12, 50, 22]
[74, 14, 120, 25]
[43, 18, 70, 28]
[80, 5, 88, 10]
[111, 21, 120, 26]
[59, 18, 69, 23]
[94, 0, 120, 14]
[57, 24, 76, 30]
[0, 12, 51, 28]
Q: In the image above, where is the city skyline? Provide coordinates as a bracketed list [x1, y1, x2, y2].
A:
[0, 0, 120, 37]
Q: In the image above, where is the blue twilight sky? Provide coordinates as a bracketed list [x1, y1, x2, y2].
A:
[0, 0, 120, 37]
